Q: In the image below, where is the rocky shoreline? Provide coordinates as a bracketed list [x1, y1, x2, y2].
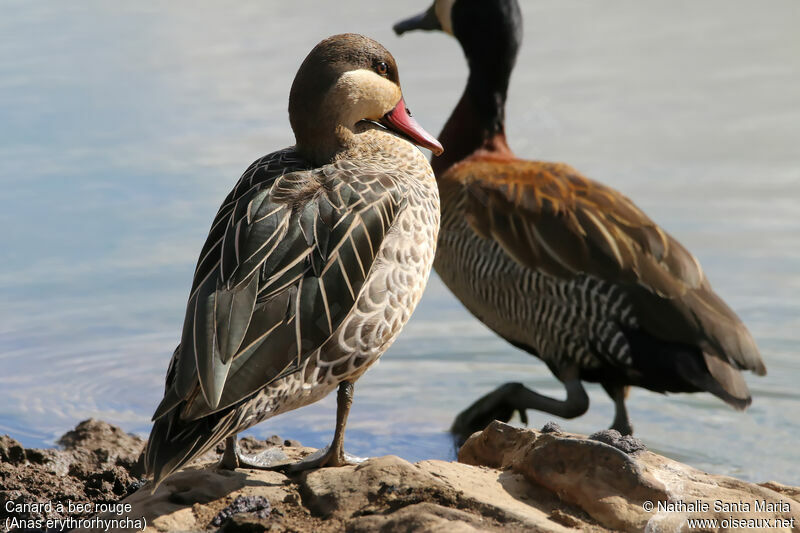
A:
[1, 419, 798, 532]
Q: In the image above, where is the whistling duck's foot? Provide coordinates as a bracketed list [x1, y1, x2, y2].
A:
[610, 419, 634, 436]
[219, 436, 289, 470]
[277, 445, 366, 473]
[449, 382, 531, 447]
[450, 378, 589, 447]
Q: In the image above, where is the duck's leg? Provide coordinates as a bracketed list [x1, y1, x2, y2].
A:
[602, 383, 634, 436]
[450, 370, 589, 446]
[219, 381, 363, 473]
[281, 380, 365, 472]
[219, 434, 288, 470]
[220, 435, 240, 469]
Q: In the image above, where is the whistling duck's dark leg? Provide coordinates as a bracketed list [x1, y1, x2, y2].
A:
[219, 433, 288, 470]
[603, 383, 634, 436]
[450, 370, 589, 445]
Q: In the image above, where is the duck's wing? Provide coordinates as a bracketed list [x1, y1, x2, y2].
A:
[153, 154, 408, 423]
[454, 159, 764, 375]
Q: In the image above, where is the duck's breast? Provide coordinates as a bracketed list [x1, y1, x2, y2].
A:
[320, 143, 440, 375]
[243, 143, 440, 422]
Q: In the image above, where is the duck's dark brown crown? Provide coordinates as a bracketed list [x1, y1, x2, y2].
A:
[288, 34, 400, 134]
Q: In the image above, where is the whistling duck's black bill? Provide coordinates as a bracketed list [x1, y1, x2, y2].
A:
[393, 5, 441, 35]
[380, 98, 444, 155]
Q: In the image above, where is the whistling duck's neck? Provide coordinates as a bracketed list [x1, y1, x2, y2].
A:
[433, 3, 522, 176]
[433, 72, 513, 176]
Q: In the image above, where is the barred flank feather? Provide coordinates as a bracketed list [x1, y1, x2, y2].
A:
[410, 0, 764, 427]
[435, 160, 765, 401]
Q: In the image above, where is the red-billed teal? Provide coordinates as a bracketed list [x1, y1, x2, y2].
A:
[144, 33, 442, 486]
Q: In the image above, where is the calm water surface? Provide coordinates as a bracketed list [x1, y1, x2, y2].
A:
[1, 1, 798, 483]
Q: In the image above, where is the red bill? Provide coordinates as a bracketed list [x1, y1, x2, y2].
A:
[380, 98, 444, 155]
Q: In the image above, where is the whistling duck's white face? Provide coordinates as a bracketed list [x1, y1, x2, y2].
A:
[434, 0, 456, 35]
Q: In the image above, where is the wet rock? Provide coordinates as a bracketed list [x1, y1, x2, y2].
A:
[220, 512, 274, 532]
[455, 421, 532, 469]
[588, 429, 647, 454]
[540, 421, 562, 434]
[211, 495, 271, 526]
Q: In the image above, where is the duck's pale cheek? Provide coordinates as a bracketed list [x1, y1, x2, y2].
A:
[328, 69, 402, 124]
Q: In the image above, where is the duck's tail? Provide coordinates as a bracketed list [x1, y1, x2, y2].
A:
[624, 327, 754, 410]
[143, 405, 239, 491]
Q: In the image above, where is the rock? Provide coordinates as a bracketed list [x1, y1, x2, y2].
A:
[0, 435, 26, 464]
[460, 420, 800, 532]
[101, 450, 325, 533]
[0, 420, 289, 530]
[300, 455, 457, 518]
[540, 421, 563, 434]
[347, 502, 483, 532]
[220, 512, 274, 532]
[211, 495, 271, 526]
[109, 452, 596, 532]
[57, 418, 143, 457]
[588, 429, 647, 454]
[0, 420, 146, 527]
[4, 419, 800, 532]
[264, 435, 284, 447]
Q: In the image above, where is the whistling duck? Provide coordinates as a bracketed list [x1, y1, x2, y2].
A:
[144, 33, 443, 486]
[395, 0, 765, 441]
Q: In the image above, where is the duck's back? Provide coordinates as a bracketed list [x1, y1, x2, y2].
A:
[435, 159, 633, 373]
[434, 156, 763, 398]
[166, 139, 439, 420]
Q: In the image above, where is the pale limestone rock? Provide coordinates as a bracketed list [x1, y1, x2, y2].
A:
[460, 421, 800, 533]
[83, 420, 799, 533]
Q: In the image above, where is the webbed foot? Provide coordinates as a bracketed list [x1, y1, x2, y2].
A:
[219, 435, 289, 470]
[450, 382, 531, 447]
[610, 419, 634, 436]
[278, 445, 366, 473]
[450, 376, 589, 447]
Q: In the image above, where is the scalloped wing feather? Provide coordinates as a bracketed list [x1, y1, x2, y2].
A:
[155, 151, 408, 422]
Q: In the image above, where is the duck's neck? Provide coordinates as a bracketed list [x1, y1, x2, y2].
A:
[433, 71, 514, 176]
[433, 1, 522, 177]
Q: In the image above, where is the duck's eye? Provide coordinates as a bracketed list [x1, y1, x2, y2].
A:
[375, 62, 389, 76]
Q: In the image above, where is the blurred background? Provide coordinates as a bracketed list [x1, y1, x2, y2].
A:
[1, 1, 798, 483]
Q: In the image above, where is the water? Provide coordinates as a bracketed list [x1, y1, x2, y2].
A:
[1, 1, 798, 484]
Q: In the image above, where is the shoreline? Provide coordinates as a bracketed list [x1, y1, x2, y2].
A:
[2, 419, 798, 532]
